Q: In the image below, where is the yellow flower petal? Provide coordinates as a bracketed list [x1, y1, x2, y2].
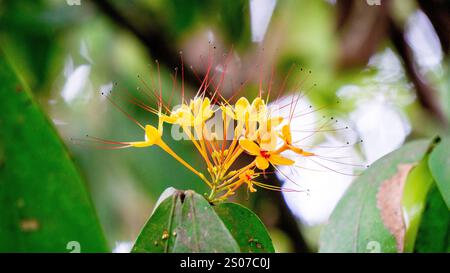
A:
[222, 105, 236, 119]
[266, 116, 283, 128]
[282, 125, 292, 144]
[160, 114, 177, 124]
[234, 97, 250, 121]
[249, 97, 267, 121]
[290, 146, 315, 156]
[269, 154, 294, 166]
[251, 97, 265, 110]
[202, 97, 211, 111]
[255, 156, 269, 170]
[129, 125, 161, 148]
[259, 130, 278, 151]
[247, 181, 257, 192]
[235, 97, 250, 110]
[239, 139, 260, 155]
[144, 125, 161, 145]
[239, 169, 255, 181]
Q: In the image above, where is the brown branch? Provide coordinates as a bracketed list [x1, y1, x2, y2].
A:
[336, 0, 390, 68]
[90, 0, 200, 88]
[389, 17, 448, 126]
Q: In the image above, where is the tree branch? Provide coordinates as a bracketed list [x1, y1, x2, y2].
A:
[389, 17, 448, 126]
[91, 0, 200, 88]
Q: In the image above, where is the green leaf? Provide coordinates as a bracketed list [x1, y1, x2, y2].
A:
[428, 137, 450, 209]
[319, 139, 434, 253]
[131, 190, 181, 253]
[132, 190, 240, 253]
[401, 155, 434, 252]
[414, 186, 450, 253]
[214, 202, 275, 253]
[0, 52, 108, 252]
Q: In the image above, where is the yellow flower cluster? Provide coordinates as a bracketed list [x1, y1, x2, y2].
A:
[106, 95, 314, 202]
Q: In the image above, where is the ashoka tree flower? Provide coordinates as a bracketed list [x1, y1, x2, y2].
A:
[78, 55, 362, 203]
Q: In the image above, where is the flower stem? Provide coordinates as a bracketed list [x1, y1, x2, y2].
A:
[156, 140, 212, 188]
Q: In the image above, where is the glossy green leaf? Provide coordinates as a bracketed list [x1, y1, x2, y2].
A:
[401, 155, 434, 252]
[428, 138, 450, 209]
[0, 53, 108, 252]
[214, 202, 275, 253]
[132, 189, 239, 253]
[319, 139, 434, 253]
[131, 190, 181, 253]
[414, 186, 450, 253]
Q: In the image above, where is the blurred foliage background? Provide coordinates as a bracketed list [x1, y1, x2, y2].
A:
[0, 0, 449, 252]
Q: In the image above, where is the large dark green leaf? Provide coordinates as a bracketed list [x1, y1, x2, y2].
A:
[132, 190, 239, 253]
[319, 139, 433, 253]
[0, 53, 108, 252]
[214, 202, 275, 253]
[414, 186, 450, 253]
[428, 137, 450, 209]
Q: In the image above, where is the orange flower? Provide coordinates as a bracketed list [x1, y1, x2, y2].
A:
[238, 169, 258, 192]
